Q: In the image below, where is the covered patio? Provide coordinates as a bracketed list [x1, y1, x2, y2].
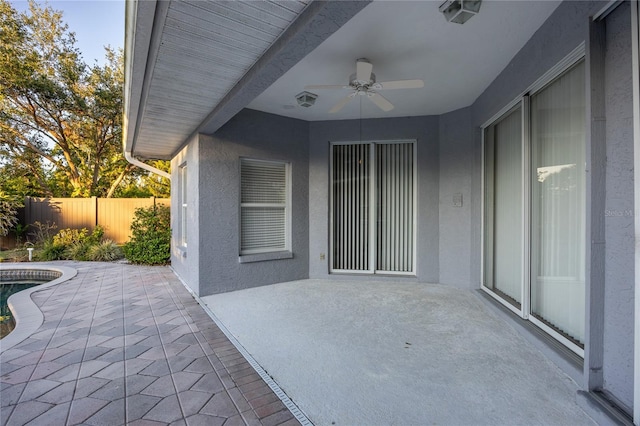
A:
[203, 279, 595, 425]
[0, 262, 596, 425]
[124, 0, 638, 421]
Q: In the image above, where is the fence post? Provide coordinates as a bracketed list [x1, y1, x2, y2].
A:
[92, 196, 98, 228]
[24, 196, 31, 225]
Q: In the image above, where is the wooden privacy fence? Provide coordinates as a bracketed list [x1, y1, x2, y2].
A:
[23, 197, 170, 244]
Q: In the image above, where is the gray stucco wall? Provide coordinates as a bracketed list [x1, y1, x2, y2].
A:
[603, 2, 634, 411]
[438, 107, 475, 288]
[308, 116, 440, 282]
[171, 135, 200, 295]
[196, 109, 310, 295]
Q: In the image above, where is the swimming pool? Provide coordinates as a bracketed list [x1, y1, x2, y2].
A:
[0, 269, 62, 339]
[0, 280, 49, 338]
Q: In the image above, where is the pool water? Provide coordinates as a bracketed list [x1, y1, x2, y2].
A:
[0, 280, 48, 339]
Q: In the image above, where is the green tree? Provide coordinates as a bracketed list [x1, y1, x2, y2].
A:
[0, 0, 158, 198]
[114, 160, 171, 198]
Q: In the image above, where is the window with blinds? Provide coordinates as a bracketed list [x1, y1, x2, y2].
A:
[240, 158, 290, 255]
[180, 164, 187, 247]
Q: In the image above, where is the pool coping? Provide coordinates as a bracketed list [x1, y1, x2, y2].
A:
[0, 263, 77, 353]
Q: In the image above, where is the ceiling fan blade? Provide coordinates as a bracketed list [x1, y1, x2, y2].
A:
[304, 85, 349, 90]
[375, 79, 424, 90]
[356, 60, 373, 82]
[368, 92, 394, 112]
[329, 94, 355, 113]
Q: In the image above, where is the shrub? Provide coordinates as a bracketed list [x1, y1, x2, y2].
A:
[123, 205, 171, 265]
[38, 226, 112, 262]
[53, 228, 89, 247]
[29, 221, 58, 246]
[88, 240, 123, 262]
[65, 242, 91, 261]
[39, 240, 67, 261]
[87, 225, 104, 245]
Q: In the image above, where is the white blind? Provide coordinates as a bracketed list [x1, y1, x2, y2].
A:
[240, 159, 288, 254]
[180, 165, 187, 247]
[331, 142, 414, 273]
[376, 143, 414, 273]
[332, 144, 370, 271]
[530, 60, 586, 345]
[241, 160, 286, 204]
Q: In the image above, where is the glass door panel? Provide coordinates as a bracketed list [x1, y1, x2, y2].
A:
[530, 61, 586, 347]
[484, 106, 523, 308]
[376, 142, 414, 273]
[331, 142, 415, 274]
[332, 143, 371, 272]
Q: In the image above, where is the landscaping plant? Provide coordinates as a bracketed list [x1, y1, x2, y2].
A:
[123, 205, 171, 265]
[37, 225, 123, 262]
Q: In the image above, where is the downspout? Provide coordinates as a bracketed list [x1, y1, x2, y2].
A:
[124, 150, 171, 180]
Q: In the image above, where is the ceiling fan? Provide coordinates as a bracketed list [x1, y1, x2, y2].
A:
[305, 58, 424, 113]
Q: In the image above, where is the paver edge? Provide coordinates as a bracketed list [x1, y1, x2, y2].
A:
[1, 263, 78, 353]
[170, 267, 313, 426]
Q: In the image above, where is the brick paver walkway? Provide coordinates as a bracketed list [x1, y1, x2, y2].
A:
[0, 262, 300, 426]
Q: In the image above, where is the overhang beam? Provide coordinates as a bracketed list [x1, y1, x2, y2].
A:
[179, 0, 372, 155]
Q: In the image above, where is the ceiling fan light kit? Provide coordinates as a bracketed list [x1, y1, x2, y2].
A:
[439, 0, 481, 24]
[305, 58, 425, 113]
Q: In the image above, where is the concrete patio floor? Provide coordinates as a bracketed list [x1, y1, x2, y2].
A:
[203, 279, 597, 426]
[0, 262, 301, 426]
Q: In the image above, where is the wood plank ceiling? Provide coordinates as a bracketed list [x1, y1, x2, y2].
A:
[133, 0, 309, 158]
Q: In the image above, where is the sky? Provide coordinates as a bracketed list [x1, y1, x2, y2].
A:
[10, 0, 125, 66]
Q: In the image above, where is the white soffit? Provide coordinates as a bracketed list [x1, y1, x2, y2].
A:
[132, 0, 309, 158]
[248, 0, 562, 121]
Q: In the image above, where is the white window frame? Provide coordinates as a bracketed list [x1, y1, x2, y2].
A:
[239, 158, 292, 257]
[480, 44, 586, 357]
[179, 163, 187, 248]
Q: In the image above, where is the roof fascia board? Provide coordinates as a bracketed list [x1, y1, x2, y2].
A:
[124, 0, 170, 157]
[174, 0, 372, 157]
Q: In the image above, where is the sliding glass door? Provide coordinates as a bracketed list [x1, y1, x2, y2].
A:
[331, 141, 415, 275]
[483, 59, 585, 355]
[484, 106, 523, 309]
[530, 61, 586, 346]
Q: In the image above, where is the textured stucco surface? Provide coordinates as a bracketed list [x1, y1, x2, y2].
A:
[603, 2, 634, 411]
[196, 109, 310, 296]
[438, 107, 474, 288]
[171, 135, 200, 295]
[308, 116, 440, 282]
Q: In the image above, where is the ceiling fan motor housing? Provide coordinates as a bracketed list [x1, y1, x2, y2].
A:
[350, 72, 376, 89]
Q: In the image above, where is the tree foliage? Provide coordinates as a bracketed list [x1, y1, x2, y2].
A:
[0, 192, 21, 237]
[0, 0, 169, 198]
